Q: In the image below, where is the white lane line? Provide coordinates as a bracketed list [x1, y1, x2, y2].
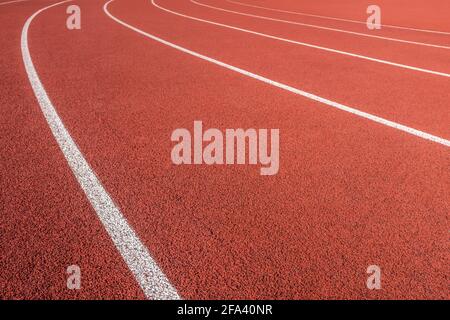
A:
[228, 0, 450, 36]
[0, 0, 30, 6]
[192, 0, 450, 50]
[152, 0, 450, 78]
[104, 0, 450, 148]
[22, 0, 181, 300]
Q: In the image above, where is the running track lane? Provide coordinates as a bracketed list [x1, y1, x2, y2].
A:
[123, 0, 450, 146]
[228, 0, 450, 33]
[0, 0, 145, 299]
[191, 0, 450, 50]
[22, 0, 449, 298]
[21, 0, 180, 300]
[173, 0, 450, 76]
[121, 0, 450, 139]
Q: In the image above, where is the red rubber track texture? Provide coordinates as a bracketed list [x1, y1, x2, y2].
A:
[150, 0, 450, 138]
[0, 0, 144, 299]
[188, 0, 450, 74]
[2, 0, 449, 299]
[200, 0, 450, 48]
[232, 0, 450, 33]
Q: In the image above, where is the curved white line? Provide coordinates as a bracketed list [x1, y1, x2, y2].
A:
[152, 0, 450, 78]
[104, 0, 450, 147]
[21, 0, 181, 300]
[0, 0, 30, 6]
[191, 0, 450, 50]
[228, 0, 450, 36]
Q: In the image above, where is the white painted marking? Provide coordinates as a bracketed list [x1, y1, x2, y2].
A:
[152, 0, 450, 78]
[0, 0, 30, 6]
[21, 0, 181, 300]
[104, 0, 450, 147]
[192, 0, 450, 50]
[228, 0, 450, 36]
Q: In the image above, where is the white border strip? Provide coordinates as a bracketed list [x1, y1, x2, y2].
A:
[0, 0, 30, 6]
[21, 0, 181, 300]
[152, 0, 450, 78]
[105, 0, 449, 147]
[228, 0, 450, 36]
[192, 0, 449, 50]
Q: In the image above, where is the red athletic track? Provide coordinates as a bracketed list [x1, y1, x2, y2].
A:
[1, 0, 449, 299]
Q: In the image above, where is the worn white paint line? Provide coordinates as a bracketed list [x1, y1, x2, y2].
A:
[0, 0, 30, 6]
[22, 0, 181, 300]
[192, 0, 450, 50]
[228, 0, 450, 36]
[152, 0, 450, 78]
[104, 0, 450, 147]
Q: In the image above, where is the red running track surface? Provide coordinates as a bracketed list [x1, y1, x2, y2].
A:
[0, 0, 449, 299]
